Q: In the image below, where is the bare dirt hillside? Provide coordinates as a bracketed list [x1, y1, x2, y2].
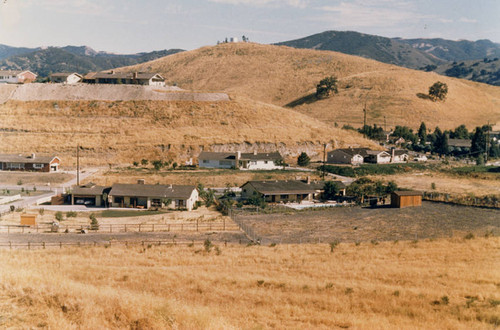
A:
[0, 98, 375, 165]
[124, 42, 500, 130]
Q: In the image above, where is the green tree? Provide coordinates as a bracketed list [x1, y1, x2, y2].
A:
[316, 76, 338, 99]
[152, 160, 163, 171]
[297, 152, 310, 166]
[323, 181, 340, 200]
[471, 126, 486, 158]
[55, 211, 63, 221]
[141, 159, 148, 166]
[385, 181, 398, 194]
[247, 192, 266, 208]
[418, 122, 427, 144]
[89, 213, 99, 230]
[450, 124, 469, 139]
[428, 81, 448, 101]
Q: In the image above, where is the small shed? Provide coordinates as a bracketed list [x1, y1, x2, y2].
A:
[20, 214, 37, 226]
[391, 191, 423, 208]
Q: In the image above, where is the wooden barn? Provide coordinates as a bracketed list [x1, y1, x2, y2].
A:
[391, 191, 423, 208]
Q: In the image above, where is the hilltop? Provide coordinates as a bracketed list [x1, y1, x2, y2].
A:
[123, 42, 500, 130]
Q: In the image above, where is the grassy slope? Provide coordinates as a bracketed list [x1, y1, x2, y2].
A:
[0, 99, 374, 165]
[0, 238, 498, 328]
[124, 42, 500, 130]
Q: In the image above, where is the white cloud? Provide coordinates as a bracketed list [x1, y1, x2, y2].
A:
[459, 17, 477, 23]
[208, 0, 309, 8]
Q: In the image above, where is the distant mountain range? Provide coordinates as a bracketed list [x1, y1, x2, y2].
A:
[0, 45, 184, 77]
[276, 31, 500, 86]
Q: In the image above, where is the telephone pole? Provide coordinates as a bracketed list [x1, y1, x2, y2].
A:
[322, 143, 327, 180]
[76, 145, 80, 186]
[486, 121, 490, 163]
[362, 100, 367, 138]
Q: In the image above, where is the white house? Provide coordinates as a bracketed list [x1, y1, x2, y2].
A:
[49, 72, 83, 84]
[89, 71, 165, 86]
[198, 151, 283, 170]
[364, 150, 392, 164]
[390, 148, 409, 163]
[0, 70, 37, 84]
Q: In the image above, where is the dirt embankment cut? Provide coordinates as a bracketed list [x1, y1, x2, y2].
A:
[1, 84, 229, 102]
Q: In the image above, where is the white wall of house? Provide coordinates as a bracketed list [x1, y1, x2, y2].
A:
[392, 154, 409, 163]
[327, 151, 364, 165]
[376, 153, 392, 164]
[245, 160, 280, 170]
[0, 74, 20, 84]
[66, 74, 82, 84]
[147, 78, 165, 87]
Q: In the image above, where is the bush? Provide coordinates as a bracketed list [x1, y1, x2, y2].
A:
[55, 211, 64, 221]
[204, 239, 213, 252]
[66, 211, 77, 218]
[89, 213, 99, 230]
[329, 240, 340, 252]
[297, 152, 310, 166]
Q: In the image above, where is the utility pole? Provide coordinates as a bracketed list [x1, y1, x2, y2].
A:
[486, 121, 490, 163]
[76, 145, 80, 186]
[384, 116, 387, 132]
[322, 143, 327, 180]
[362, 100, 367, 138]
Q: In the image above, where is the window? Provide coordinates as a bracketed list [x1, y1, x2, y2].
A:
[280, 194, 289, 199]
[202, 159, 209, 164]
[264, 161, 268, 164]
[220, 160, 233, 166]
[33, 163, 44, 169]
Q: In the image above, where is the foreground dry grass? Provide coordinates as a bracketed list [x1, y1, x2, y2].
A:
[125, 42, 500, 130]
[1, 238, 499, 329]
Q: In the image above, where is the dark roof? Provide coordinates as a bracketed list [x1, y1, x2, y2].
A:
[0, 154, 58, 164]
[93, 71, 163, 81]
[240, 152, 282, 161]
[392, 190, 423, 197]
[72, 183, 108, 196]
[448, 139, 472, 148]
[242, 180, 321, 195]
[392, 149, 409, 156]
[328, 148, 371, 157]
[109, 183, 196, 199]
[198, 152, 236, 161]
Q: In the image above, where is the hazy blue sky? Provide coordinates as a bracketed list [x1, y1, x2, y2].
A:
[0, 0, 498, 53]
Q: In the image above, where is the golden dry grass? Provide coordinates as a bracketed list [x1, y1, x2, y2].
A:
[124, 42, 500, 129]
[372, 171, 500, 197]
[0, 237, 498, 329]
[0, 98, 375, 165]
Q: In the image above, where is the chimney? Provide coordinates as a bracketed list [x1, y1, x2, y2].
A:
[391, 147, 395, 162]
[133, 72, 138, 80]
[253, 150, 257, 155]
[137, 179, 145, 185]
[306, 176, 311, 184]
[110, 70, 115, 74]
[31, 153, 36, 159]
[169, 184, 173, 189]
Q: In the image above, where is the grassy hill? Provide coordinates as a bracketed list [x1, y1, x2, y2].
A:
[434, 58, 500, 86]
[275, 30, 444, 69]
[0, 98, 373, 165]
[123, 42, 500, 130]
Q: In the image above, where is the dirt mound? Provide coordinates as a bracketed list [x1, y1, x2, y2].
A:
[1, 84, 229, 102]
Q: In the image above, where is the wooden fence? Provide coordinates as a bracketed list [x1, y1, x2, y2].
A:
[0, 219, 240, 234]
[0, 239, 232, 250]
[423, 192, 500, 209]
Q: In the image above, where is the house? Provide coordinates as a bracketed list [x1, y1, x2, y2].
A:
[391, 190, 423, 208]
[448, 139, 472, 149]
[0, 153, 60, 172]
[198, 151, 283, 170]
[49, 72, 83, 84]
[0, 70, 37, 84]
[364, 150, 392, 164]
[86, 71, 165, 86]
[108, 181, 198, 210]
[327, 148, 367, 165]
[414, 154, 428, 162]
[198, 152, 238, 169]
[389, 148, 409, 163]
[71, 182, 109, 207]
[241, 179, 324, 203]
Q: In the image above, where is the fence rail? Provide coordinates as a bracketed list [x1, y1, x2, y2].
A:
[0, 239, 232, 250]
[0, 220, 241, 234]
[423, 192, 500, 209]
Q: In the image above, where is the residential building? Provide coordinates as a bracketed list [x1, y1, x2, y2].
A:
[448, 139, 472, 149]
[241, 179, 324, 203]
[71, 183, 109, 207]
[198, 151, 283, 170]
[364, 150, 392, 164]
[108, 181, 198, 210]
[390, 148, 409, 163]
[49, 72, 83, 84]
[327, 148, 367, 165]
[85, 71, 165, 86]
[391, 191, 423, 208]
[0, 70, 37, 84]
[0, 153, 60, 172]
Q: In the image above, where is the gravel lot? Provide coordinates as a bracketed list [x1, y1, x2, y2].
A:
[234, 202, 500, 244]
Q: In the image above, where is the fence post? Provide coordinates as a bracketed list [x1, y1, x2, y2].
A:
[223, 218, 226, 231]
[60, 242, 62, 249]
[43, 242, 45, 249]
[124, 224, 127, 233]
[196, 219, 198, 231]
[110, 224, 112, 233]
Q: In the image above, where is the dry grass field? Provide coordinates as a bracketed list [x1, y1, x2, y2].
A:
[0, 98, 374, 165]
[124, 42, 500, 130]
[0, 172, 73, 186]
[0, 238, 498, 329]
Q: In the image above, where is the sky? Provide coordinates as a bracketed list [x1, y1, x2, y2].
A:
[0, 0, 498, 54]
